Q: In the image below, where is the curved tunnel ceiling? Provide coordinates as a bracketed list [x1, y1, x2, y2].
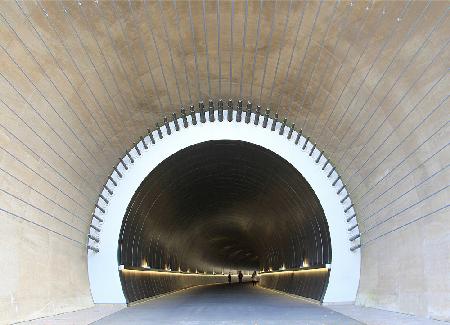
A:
[120, 140, 331, 272]
[0, 0, 448, 322]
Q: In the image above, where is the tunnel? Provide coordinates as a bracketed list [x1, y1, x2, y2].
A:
[0, 0, 448, 323]
[119, 140, 331, 303]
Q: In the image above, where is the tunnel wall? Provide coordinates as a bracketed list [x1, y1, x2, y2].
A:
[259, 268, 330, 302]
[120, 269, 229, 304]
[118, 139, 332, 303]
[118, 140, 331, 278]
[0, 1, 448, 323]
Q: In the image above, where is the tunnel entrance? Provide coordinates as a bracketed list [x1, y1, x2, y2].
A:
[118, 140, 331, 303]
[88, 116, 360, 304]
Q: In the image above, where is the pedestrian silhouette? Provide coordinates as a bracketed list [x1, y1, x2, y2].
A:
[238, 271, 243, 283]
[228, 272, 232, 285]
[251, 271, 257, 286]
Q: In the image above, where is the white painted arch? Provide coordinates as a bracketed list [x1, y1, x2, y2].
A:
[88, 110, 361, 304]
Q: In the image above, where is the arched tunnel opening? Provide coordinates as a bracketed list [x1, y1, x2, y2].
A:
[118, 140, 331, 303]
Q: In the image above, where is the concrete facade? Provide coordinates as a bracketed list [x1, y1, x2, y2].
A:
[0, 1, 448, 323]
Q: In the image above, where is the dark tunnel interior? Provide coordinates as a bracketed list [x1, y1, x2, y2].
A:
[119, 140, 332, 303]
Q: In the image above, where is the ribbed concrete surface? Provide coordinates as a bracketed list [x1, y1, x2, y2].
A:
[0, 0, 448, 322]
[119, 140, 330, 273]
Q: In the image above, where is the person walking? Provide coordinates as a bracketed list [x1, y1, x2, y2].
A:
[251, 271, 257, 286]
[238, 270, 243, 283]
[228, 272, 232, 285]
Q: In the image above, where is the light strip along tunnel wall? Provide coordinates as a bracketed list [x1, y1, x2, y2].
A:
[0, 0, 448, 323]
[120, 268, 231, 306]
[119, 140, 331, 303]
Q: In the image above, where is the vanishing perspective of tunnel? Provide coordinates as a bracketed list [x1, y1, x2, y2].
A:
[119, 140, 331, 303]
[0, 0, 448, 324]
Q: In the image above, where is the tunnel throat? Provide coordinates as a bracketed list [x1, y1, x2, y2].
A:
[119, 140, 331, 302]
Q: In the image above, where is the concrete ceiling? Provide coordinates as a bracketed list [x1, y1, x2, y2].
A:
[0, 0, 448, 322]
